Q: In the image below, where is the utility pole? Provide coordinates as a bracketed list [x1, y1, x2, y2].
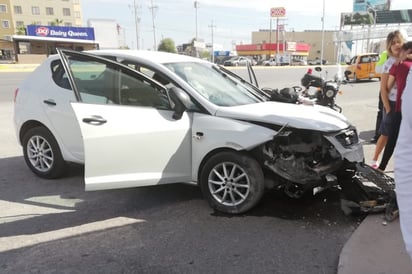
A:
[209, 20, 216, 63]
[149, 0, 158, 51]
[128, 0, 141, 49]
[194, 1, 199, 40]
[320, 0, 325, 66]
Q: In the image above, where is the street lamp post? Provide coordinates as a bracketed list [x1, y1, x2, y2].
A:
[209, 20, 216, 63]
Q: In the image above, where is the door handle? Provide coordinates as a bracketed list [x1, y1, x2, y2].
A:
[82, 115, 107, 125]
[43, 99, 56, 106]
[193, 132, 204, 140]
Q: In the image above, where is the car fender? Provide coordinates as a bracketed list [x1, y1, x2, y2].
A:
[191, 112, 276, 181]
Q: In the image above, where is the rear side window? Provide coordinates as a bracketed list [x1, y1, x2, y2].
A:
[359, 55, 378, 63]
[360, 56, 371, 63]
[51, 60, 72, 90]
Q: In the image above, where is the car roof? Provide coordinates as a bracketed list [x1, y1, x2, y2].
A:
[86, 49, 207, 64]
[355, 53, 379, 56]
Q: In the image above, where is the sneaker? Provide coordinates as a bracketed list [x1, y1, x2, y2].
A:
[371, 163, 379, 169]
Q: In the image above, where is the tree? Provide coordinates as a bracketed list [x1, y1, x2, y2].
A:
[16, 25, 26, 35]
[200, 50, 210, 60]
[50, 18, 63, 26]
[158, 38, 177, 53]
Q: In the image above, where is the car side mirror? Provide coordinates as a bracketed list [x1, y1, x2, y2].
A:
[315, 66, 322, 72]
[168, 87, 191, 120]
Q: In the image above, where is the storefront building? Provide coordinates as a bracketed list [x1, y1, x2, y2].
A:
[11, 25, 98, 63]
[235, 42, 311, 64]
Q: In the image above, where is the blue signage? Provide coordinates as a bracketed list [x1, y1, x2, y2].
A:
[27, 25, 95, 41]
[214, 51, 230, 56]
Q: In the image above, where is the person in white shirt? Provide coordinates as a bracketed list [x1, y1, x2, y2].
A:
[371, 30, 407, 169]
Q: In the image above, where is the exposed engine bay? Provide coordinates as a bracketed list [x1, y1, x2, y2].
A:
[251, 126, 396, 219]
[259, 129, 343, 184]
[252, 125, 360, 188]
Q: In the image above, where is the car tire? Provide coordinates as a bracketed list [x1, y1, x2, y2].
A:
[22, 126, 67, 179]
[199, 151, 265, 214]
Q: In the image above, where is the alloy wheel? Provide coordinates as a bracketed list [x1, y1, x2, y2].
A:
[208, 161, 250, 206]
[26, 135, 54, 172]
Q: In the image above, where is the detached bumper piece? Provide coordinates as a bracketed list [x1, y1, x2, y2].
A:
[339, 163, 397, 220]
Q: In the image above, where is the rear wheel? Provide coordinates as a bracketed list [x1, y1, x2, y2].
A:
[22, 127, 67, 179]
[199, 151, 265, 214]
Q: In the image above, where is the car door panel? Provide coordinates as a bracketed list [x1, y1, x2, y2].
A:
[42, 85, 85, 162]
[57, 49, 192, 190]
[71, 103, 192, 190]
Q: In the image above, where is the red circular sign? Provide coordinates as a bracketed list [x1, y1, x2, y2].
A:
[36, 27, 49, 36]
[270, 7, 286, 17]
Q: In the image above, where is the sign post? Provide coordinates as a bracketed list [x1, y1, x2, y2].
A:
[270, 7, 286, 65]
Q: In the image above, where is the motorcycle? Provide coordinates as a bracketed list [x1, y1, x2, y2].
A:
[300, 65, 349, 113]
[244, 63, 348, 112]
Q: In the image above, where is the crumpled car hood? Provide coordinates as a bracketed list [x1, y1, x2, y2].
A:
[214, 101, 350, 132]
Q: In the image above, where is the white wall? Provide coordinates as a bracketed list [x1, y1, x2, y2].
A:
[87, 19, 122, 49]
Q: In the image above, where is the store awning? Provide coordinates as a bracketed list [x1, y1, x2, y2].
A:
[12, 35, 98, 45]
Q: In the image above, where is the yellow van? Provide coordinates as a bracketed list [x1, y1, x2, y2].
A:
[345, 53, 381, 82]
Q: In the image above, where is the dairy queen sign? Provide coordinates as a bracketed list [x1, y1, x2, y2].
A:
[27, 25, 95, 41]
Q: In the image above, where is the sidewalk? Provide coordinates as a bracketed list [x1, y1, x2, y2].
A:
[338, 213, 412, 274]
[0, 64, 38, 72]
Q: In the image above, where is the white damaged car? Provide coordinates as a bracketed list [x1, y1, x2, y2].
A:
[14, 49, 364, 214]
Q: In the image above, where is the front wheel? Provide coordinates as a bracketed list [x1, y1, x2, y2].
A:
[22, 127, 67, 179]
[199, 151, 265, 214]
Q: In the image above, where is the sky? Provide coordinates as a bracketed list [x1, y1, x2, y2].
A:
[81, 0, 412, 50]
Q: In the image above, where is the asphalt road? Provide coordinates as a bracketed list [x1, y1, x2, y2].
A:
[0, 68, 385, 274]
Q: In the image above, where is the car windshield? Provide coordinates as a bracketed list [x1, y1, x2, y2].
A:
[163, 62, 263, 106]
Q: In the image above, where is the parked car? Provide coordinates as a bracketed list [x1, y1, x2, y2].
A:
[291, 59, 307, 66]
[262, 58, 277, 66]
[262, 58, 291, 66]
[344, 53, 381, 82]
[14, 49, 364, 214]
[308, 59, 328, 65]
[223, 56, 255, 66]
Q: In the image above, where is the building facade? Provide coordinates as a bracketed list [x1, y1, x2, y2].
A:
[88, 19, 126, 49]
[0, 0, 91, 63]
[240, 30, 338, 63]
